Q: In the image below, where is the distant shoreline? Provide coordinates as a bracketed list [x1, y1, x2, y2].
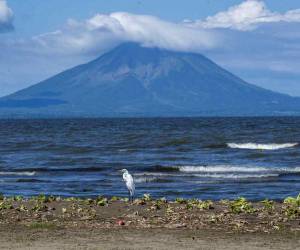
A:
[1, 115, 300, 119]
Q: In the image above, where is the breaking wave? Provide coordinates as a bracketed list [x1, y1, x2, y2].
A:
[178, 165, 300, 174]
[227, 143, 298, 150]
[0, 171, 36, 176]
[135, 165, 300, 180]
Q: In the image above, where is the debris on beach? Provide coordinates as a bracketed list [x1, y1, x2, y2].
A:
[0, 193, 299, 233]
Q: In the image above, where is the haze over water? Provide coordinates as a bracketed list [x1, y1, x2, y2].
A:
[0, 117, 299, 201]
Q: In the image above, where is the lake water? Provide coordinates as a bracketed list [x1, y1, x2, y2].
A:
[0, 117, 299, 201]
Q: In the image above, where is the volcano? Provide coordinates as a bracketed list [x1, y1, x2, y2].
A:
[1, 42, 300, 117]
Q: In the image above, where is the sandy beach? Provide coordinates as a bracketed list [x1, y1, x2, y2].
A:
[0, 195, 299, 249]
[1, 227, 300, 250]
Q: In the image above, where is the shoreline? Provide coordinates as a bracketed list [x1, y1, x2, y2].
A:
[0, 194, 299, 249]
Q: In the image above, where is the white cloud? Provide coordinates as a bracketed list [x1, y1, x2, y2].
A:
[2, 2, 300, 97]
[192, 0, 300, 31]
[0, 11, 219, 97]
[32, 12, 219, 55]
[0, 0, 13, 32]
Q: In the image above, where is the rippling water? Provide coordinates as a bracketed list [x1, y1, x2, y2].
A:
[0, 117, 300, 200]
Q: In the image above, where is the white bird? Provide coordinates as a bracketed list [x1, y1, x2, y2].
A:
[120, 169, 135, 202]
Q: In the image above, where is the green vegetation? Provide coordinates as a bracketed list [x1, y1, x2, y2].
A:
[96, 196, 108, 206]
[184, 199, 214, 210]
[32, 203, 48, 212]
[0, 193, 298, 220]
[150, 198, 168, 210]
[13, 195, 23, 201]
[229, 197, 256, 214]
[0, 201, 13, 210]
[110, 196, 120, 201]
[175, 198, 186, 204]
[283, 193, 300, 218]
[198, 200, 213, 210]
[16, 204, 28, 212]
[261, 199, 274, 212]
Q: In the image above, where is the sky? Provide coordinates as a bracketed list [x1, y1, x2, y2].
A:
[1, 0, 300, 97]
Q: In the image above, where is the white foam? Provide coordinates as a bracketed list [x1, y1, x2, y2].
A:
[0, 171, 36, 176]
[227, 143, 298, 150]
[180, 165, 269, 173]
[135, 171, 280, 180]
[134, 177, 159, 183]
[179, 165, 300, 174]
[134, 165, 300, 181]
[193, 173, 279, 179]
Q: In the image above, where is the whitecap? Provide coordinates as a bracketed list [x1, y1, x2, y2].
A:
[0, 171, 36, 176]
[134, 176, 159, 183]
[192, 173, 279, 179]
[179, 165, 300, 174]
[227, 142, 298, 150]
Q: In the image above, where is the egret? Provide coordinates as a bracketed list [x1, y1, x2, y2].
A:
[120, 169, 135, 202]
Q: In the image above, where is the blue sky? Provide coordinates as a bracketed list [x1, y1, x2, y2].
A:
[1, 0, 300, 97]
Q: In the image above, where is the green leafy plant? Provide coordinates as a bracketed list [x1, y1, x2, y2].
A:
[175, 198, 186, 204]
[32, 203, 48, 212]
[96, 197, 108, 206]
[0, 201, 13, 210]
[110, 196, 120, 201]
[16, 204, 28, 212]
[284, 193, 300, 206]
[197, 200, 214, 210]
[37, 194, 47, 202]
[13, 195, 23, 201]
[261, 199, 274, 211]
[283, 193, 300, 218]
[229, 197, 255, 214]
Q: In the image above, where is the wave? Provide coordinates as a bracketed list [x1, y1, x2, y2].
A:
[134, 165, 300, 181]
[134, 176, 173, 183]
[135, 177, 159, 183]
[178, 165, 300, 174]
[193, 173, 279, 179]
[227, 143, 298, 150]
[0, 171, 36, 176]
[135, 171, 279, 180]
